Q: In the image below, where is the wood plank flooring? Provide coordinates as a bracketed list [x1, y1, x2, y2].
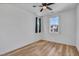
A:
[2, 40, 79, 56]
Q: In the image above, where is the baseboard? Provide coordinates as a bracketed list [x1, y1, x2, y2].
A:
[1, 39, 76, 56]
[0, 39, 40, 56]
[42, 39, 75, 46]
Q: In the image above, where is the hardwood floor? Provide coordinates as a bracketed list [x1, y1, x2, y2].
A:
[2, 40, 79, 56]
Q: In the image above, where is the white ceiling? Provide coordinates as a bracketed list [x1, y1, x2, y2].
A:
[11, 3, 77, 16]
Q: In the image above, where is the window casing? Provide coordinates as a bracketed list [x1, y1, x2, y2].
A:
[49, 16, 59, 33]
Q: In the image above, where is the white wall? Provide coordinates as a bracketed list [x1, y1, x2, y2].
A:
[76, 4, 79, 51]
[42, 8, 76, 46]
[0, 4, 41, 55]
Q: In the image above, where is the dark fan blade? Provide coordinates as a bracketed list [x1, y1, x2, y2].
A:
[47, 7, 52, 10]
[47, 3, 54, 6]
[42, 3, 47, 6]
[40, 8, 43, 12]
[39, 5, 43, 7]
[33, 5, 36, 7]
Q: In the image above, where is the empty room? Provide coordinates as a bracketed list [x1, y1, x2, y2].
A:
[0, 3, 79, 56]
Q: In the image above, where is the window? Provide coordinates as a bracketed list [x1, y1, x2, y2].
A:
[49, 16, 59, 33]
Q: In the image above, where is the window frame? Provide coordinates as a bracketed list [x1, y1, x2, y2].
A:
[49, 16, 60, 33]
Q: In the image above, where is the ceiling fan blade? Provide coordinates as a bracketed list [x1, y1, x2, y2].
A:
[33, 5, 36, 7]
[42, 3, 47, 6]
[47, 3, 54, 6]
[39, 5, 43, 7]
[40, 8, 43, 12]
[47, 7, 52, 10]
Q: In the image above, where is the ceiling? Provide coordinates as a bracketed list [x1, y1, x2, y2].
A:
[11, 3, 77, 16]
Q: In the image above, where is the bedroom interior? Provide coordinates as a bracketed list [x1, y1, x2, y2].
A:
[0, 3, 79, 56]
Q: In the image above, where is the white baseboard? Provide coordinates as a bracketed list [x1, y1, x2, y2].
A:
[0, 39, 40, 55]
[42, 39, 75, 46]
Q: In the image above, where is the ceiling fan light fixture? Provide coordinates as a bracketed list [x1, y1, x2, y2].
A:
[43, 6, 47, 9]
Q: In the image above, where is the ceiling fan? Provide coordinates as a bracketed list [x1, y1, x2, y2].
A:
[33, 3, 55, 12]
